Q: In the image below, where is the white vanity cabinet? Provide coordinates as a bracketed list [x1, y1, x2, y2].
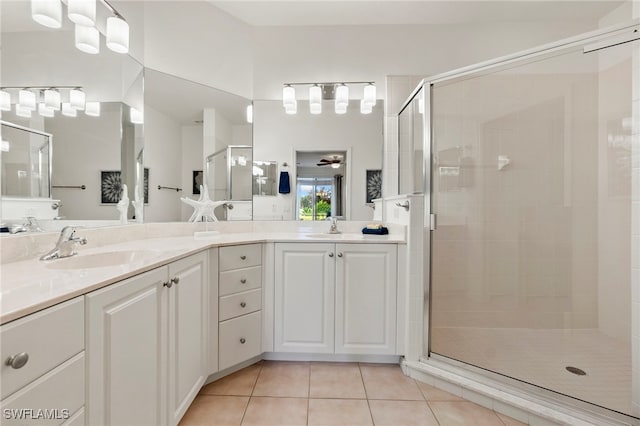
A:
[274, 243, 397, 355]
[217, 244, 263, 371]
[86, 252, 208, 426]
[0, 297, 85, 425]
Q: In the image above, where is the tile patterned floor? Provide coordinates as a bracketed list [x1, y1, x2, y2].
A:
[179, 361, 526, 426]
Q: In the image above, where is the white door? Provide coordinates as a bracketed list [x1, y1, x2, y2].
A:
[86, 267, 168, 426]
[335, 244, 397, 355]
[274, 243, 335, 353]
[168, 252, 208, 425]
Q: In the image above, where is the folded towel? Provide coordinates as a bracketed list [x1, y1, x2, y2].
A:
[278, 171, 290, 194]
[366, 223, 383, 230]
[362, 226, 389, 235]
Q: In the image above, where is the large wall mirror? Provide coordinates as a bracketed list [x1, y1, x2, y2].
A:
[0, 0, 143, 226]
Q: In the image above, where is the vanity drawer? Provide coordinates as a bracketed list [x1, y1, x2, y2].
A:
[0, 297, 84, 400]
[219, 266, 262, 296]
[0, 352, 85, 425]
[219, 289, 262, 321]
[219, 244, 262, 272]
[219, 311, 261, 371]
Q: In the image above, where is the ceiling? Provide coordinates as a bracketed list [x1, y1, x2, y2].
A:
[209, 0, 623, 27]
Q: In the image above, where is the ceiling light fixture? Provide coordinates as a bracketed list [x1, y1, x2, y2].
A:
[1, 140, 10, 152]
[85, 101, 101, 117]
[38, 103, 55, 118]
[0, 90, 11, 111]
[16, 105, 33, 118]
[282, 81, 374, 115]
[69, 88, 86, 110]
[61, 102, 78, 117]
[130, 107, 143, 124]
[75, 24, 100, 54]
[31, 0, 62, 29]
[18, 90, 37, 111]
[44, 89, 61, 110]
[67, 0, 96, 26]
[331, 163, 341, 169]
[106, 16, 129, 54]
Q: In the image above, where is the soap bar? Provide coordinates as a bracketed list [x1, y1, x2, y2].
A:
[366, 223, 383, 230]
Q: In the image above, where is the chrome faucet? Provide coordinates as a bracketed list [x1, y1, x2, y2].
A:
[328, 217, 340, 234]
[9, 217, 43, 234]
[40, 226, 87, 261]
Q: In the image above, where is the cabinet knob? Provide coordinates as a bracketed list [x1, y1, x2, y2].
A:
[5, 352, 29, 369]
[328, 252, 334, 258]
[240, 278, 247, 284]
[239, 338, 246, 344]
[337, 253, 343, 258]
[171, 277, 180, 285]
[164, 281, 173, 289]
[240, 255, 247, 260]
[240, 302, 247, 308]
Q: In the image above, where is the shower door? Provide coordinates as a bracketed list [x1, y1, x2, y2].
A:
[428, 28, 639, 419]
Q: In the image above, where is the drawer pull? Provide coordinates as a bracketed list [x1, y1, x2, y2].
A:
[328, 252, 334, 258]
[240, 255, 247, 260]
[171, 277, 180, 285]
[240, 302, 247, 308]
[240, 278, 247, 284]
[240, 338, 246, 344]
[164, 281, 173, 289]
[337, 252, 343, 258]
[5, 352, 29, 369]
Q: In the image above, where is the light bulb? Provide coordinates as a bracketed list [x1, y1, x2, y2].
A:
[282, 85, 295, 107]
[61, 103, 78, 117]
[360, 99, 372, 115]
[246, 104, 253, 123]
[335, 102, 347, 115]
[0, 90, 11, 111]
[363, 83, 376, 106]
[31, 0, 62, 29]
[285, 100, 297, 115]
[85, 101, 101, 117]
[106, 16, 129, 54]
[309, 85, 322, 114]
[75, 24, 100, 54]
[69, 88, 86, 110]
[38, 103, 55, 118]
[130, 107, 143, 124]
[331, 163, 341, 169]
[18, 90, 36, 111]
[67, 0, 96, 26]
[16, 105, 33, 118]
[335, 84, 349, 107]
[44, 89, 61, 110]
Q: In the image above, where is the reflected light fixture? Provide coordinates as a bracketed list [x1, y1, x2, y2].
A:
[246, 104, 253, 123]
[1, 140, 10, 152]
[31, 0, 62, 29]
[106, 16, 129, 54]
[130, 107, 143, 124]
[285, 100, 297, 115]
[69, 88, 86, 110]
[0, 90, 11, 111]
[18, 90, 37, 111]
[85, 101, 101, 117]
[309, 85, 322, 114]
[283, 85, 295, 107]
[16, 105, 33, 118]
[335, 84, 349, 107]
[75, 24, 100, 54]
[360, 99, 372, 115]
[61, 102, 78, 117]
[44, 89, 61, 110]
[335, 102, 347, 115]
[67, 0, 96, 26]
[363, 83, 376, 106]
[38, 103, 55, 117]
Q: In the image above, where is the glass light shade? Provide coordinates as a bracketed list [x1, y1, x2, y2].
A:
[67, 0, 96, 26]
[106, 17, 129, 54]
[130, 107, 143, 124]
[38, 103, 55, 118]
[69, 88, 86, 110]
[285, 100, 297, 115]
[1, 140, 10, 152]
[360, 99, 372, 115]
[335, 84, 349, 107]
[363, 83, 376, 106]
[16, 105, 33, 118]
[310, 103, 322, 114]
[75, 24, 100, 54]
[44, 89, 61, 110]
[282, 85, 295, 107]
[31, 0, 62, 29]
[246, 104, 253, 123]
[85, 101, 101, 117]
[331, 163, 341, 169]
[335, 102, 347, 115]
[18, 90, 37, 111]
[61, 102, 78, 117]
[309, 85, 322, 114]
[0, 90, 11, 111]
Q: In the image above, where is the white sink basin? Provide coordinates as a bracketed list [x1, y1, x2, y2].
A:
[45, 250, 158, 270]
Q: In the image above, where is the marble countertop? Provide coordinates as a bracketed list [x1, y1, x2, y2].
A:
[0, 229, 404, 325]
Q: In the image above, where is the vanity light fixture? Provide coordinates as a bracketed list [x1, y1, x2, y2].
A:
[30, 0, 130, 55]
[0, 90, 11, 111]
[16, 105, 33, 118]
[31, 0, 62, 29]
[69, 88, 86, 110]
[38, 103, 55, 118]
[44, 89, 61, 110]
[281, 81, 375, 115]
[130, 107, 143, 124]
[18, 90, 37, 111]
[246, 104, 253, 123]
[85, 101, 101, 117]
[61, 102, 78, 117]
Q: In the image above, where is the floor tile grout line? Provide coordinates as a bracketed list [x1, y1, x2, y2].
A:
[358, 363, 376, 425]
[424, 400, 442, 426]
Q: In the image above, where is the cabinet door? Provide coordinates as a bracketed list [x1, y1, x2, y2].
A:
[167, 252, 208, 426]
[86, 267, 168, 426]
[274, 243, 335, 353]
[335, 244, 397, 355]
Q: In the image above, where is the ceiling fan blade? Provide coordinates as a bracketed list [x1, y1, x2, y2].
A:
[316, 162, 330, 166]
[318, 159, 331, 163]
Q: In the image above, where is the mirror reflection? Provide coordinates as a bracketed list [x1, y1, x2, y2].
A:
[252, 161, 277, 196]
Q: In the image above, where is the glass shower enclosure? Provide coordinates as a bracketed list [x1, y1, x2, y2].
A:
[400, 22, 640, 421]
[205, 145, 252, 220]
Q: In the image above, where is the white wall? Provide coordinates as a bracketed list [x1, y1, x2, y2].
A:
[253, 100, 382, 221]
[144, 105, 182, 222]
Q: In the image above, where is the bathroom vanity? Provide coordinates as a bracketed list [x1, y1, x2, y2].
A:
[0, 222, 405, 425]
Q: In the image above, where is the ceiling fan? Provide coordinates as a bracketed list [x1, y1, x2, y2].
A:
[317, 155, 343, 168]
